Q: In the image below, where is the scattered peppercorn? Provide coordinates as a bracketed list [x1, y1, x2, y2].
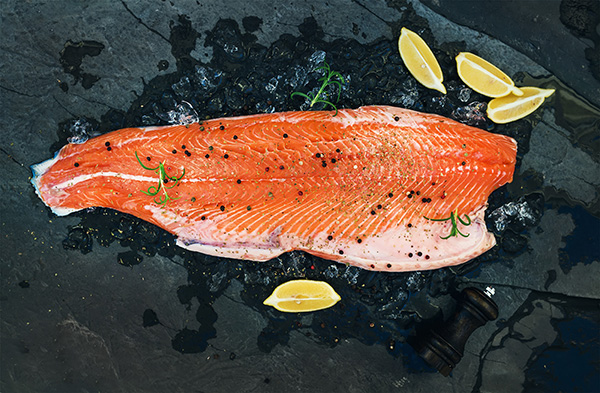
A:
[106, 146, 112, 151]
[205, 154, 210, 158]
[316, 153, 322, 158]
[185, 150, 191, 157]
[371, 210, 376, 215]
[339, 250, 344, 255]
[233, 135, 238, 140]
[224, 154, 229, 159]
[327, 235, 333, 240]
[388, 193, 394, 198]
[425, 255, 430, 260]
[298, 191, 303, 196]
[236, 179, 241, 184]
[336, 148, 341, 153]
[417, 252, 423, 257]
[386, 263, 392, 268]
[105, 142, 110, 147]
[279, 165, 284, 170]
[377, 204, 382, 209]
[220, 206, 225, 212]
[331, 158, 337, 164]
[219, 125, 225, 130]
[181, 145, 186, 149]
[357, 239, 362, 244]
[172, 149, 177, 154]
[394, 116, 399, 121]
[146, 156, 151, 161]
[247, 206, 252, 211]
[408, 223, 412, 228]
[201, 216, 206, 220]
[321, 161, 327, 167]
[283, 133, 288, 138]
[74, 162, 79, 167]
[408, 253, 413, 257]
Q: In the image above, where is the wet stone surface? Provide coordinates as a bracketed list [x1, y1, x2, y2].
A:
[1, 0, 599, 392]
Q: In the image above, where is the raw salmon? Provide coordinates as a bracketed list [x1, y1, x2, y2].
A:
[31, 106, 517, 272]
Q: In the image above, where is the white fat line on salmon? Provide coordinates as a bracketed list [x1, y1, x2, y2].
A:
[53, 172, 158, 189]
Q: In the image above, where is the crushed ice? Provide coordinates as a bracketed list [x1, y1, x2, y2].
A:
[489, 199, 538, 234]
[67, 119, 95, 144]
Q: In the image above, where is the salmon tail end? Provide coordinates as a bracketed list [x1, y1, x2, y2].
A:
[30, 154, 82, 217]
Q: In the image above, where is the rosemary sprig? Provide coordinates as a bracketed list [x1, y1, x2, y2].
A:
[424, 209, 471, 239]
[291, 61, 346, 116]
[135, 151, 185, 206]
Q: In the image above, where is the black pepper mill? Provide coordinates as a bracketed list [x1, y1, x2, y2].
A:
[412, 287, 498, 376]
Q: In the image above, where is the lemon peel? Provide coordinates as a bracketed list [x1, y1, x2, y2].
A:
[456, 52, 523, 98]
[486, 87, 555, 124]
[263, 279, 341, 313]
[398, 27, 446, 94]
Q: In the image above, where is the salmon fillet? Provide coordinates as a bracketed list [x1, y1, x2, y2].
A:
[31, 106, 517, 272]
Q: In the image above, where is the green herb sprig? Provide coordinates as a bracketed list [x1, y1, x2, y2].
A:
[424, 210, 471, 239]
[291, 61, 346, 116]
[135, 152, 185, 206]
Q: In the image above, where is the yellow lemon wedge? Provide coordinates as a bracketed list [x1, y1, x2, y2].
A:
[487, 87, 555, 124]
[456, 52, 523, 98]
[398, 27, 446, 94]
[263, 279, 341, 313]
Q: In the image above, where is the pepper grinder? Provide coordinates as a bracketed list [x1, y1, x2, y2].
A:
[412, 286, 498, 376]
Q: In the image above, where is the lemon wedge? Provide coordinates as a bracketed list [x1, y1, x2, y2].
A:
[398, 27, 446, 94]
[263, 279, 341, 313]
[487, 87, 555, 124]
[456, 52, 523, 98]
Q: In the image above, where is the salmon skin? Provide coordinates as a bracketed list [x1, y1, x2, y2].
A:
[31, 106, 517, 272]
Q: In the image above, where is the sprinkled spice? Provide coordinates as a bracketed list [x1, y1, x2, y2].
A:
[74, 162, 79, 167]
[394, 116, 399, 121]
[146, 156, 151, 161]
[388, 193, 394, 198]
[181, 145, 186, 149]
[370, 210, 376, 215]
[416, 191, 420, 195]
[105, 142, 110, 147]
[236, 179, 241, 184]
[220, 205, 225, 212]
[315, 153, 322, 158]
[408, 223, 412, 228]
[386, 263, 392, 268]
[431, 182, 436, 186]
[408, 253, 413, 257]
[331, 158, 337, 164]
[201, 215, 206, 220]
[219, 125, 225, 130]
[185, 150, 191, 157]
[106, 146, 112, 151]
[370, 264, 375, 268]
[224, 154, 229, 159]
[357, 238, 362, 244]
[233, 135, 238, 140]
[338, 250, 344, 255]
[425, 255, 430, 260]
[417, 251, 423, 257]
[321, 161, 327, 167]
[461, 161, 466, 165]
[172, 149, 177, 154]
[407, 194, 413, 198]
[283, 133, 288, 138]
[205, 154, 210, 158]
[327, 235, 333, 240]
[246, 206, 252, 211]
[336, 148, 341, 153]
[377, 204, 382, 209]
